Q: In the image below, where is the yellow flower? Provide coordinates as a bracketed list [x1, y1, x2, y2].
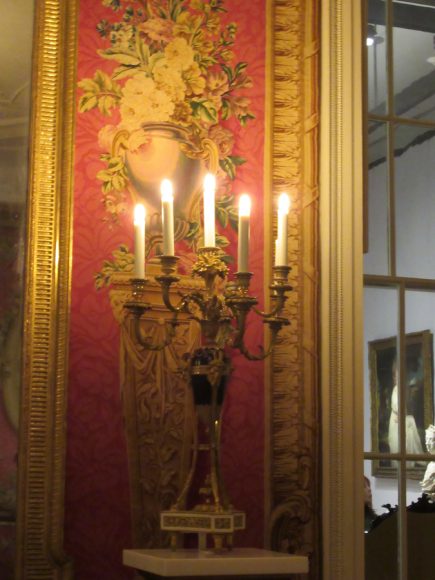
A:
[220, 49, 234, 62]
[164, 37, 195, 71]
[209, 125, 234, 159]
[206, 13, 220, 34]
[138, 18, 173, 43]
[192, 30, 214, 58]
[183, 62, 206, 96]
[172, 102, 193, 126]
[173, 11, 202, 36]
[225, 95, 251, 119]
[205, 71, 229, 109]
[207, 71, 229, 96]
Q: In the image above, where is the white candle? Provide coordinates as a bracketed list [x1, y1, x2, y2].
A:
[161, 179, 175, 255]
[203, 173, 216, 247]
[237, 194, 251, 272]
[275, 193, 290, 266]
[134, 203, 146, 278]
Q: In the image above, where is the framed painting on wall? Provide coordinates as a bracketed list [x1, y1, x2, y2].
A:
[369, 329, 434, 479]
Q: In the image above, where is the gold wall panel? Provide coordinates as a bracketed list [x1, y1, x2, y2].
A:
[266, 1, 320, 578]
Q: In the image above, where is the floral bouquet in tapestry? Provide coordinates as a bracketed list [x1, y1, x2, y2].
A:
[77, 0, 255, 286]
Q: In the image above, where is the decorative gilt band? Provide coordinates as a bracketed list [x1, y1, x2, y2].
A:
[267, 0, 320, 576]
[16, 0, 78, 578]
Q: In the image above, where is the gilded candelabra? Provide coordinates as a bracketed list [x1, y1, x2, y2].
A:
[124, 246, 291, 550]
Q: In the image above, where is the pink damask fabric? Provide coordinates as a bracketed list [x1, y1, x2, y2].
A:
[66, 2, 266, 578]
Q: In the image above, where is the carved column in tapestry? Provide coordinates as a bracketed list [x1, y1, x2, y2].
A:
[110, 273, 200, 547]
[267, 0, 320, 578]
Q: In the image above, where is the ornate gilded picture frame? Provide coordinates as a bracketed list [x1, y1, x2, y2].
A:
[369, 330, 434, 479]
[14, 0, 320, 578]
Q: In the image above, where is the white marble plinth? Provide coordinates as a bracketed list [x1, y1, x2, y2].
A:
[123, 548, 309, 577]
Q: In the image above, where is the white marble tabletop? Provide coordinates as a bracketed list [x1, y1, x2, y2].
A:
[123, 547, 309, 577]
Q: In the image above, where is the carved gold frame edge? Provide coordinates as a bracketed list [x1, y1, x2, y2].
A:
[320, 0, 364, 578]
[265, 0, 321, 576]
[16, 0, 78, 578]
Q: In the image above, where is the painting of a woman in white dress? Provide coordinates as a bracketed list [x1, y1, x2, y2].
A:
[369, 330, 433, 478]
[388, 357, 425, 466]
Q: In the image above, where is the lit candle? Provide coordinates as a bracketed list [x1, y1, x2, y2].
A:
[203, 173, 216, 247]
[134, 203, 146, 278]
[161, 179, 175, 256]
[238, 194, 251, 272]
[275, 193, 290, 266]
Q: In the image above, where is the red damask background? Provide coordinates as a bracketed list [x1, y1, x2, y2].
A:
[65, 2, 266, 578]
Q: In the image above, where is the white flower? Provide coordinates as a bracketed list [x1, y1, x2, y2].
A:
[164, 37, 194, 71]
[153, 59, 186, 102]
[120, 76, 175, 129]
[110, 25, 134, 51]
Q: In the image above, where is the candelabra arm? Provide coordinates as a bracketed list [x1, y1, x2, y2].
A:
[249, 266, 292, 319]
[235, 317, 289, 361]
[155, 275, 183, 313]
[251, 298, 287, 320]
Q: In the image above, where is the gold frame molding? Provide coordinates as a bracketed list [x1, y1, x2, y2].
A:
[15, 0, 77, 578]
[320, 0, 364, 578]
[266, 1, 320, 578]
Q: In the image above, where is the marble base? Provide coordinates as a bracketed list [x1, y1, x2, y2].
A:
[123, 548, 309, 578]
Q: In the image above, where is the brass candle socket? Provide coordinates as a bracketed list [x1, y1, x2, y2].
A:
[124, 278, 151, 317]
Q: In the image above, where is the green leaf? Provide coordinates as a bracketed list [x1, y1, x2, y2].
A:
[186, 221, 200, 241]
[221, 99, 230, 120]
[235, 62, 248, 76]
[219, 157, 235, 180]
[112, 65, 140, 80]
[228, 208, 238, 230]
[239, 112, 255, 126]
[78, 94, 98, 112]
[108, 156, 124, 171]
[78, 78, 100, 92]
[98, 49, 140, 66]
[112, 175, 126, 190]
[216, 234, 230, 248]
[222, 64, 233, 83]
[228, 155, 246, 166]
[191, 99, 218, 123]
[97, 169, 113, 182]
[216, 206, 228, 228]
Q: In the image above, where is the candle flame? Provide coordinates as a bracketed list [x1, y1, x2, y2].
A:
[278, 193, 290, 214]
[134, 203, 146, 225]
[204, 173, 216, 193]
[239, 193, 251, 217]
[161, 178, 174, 202]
